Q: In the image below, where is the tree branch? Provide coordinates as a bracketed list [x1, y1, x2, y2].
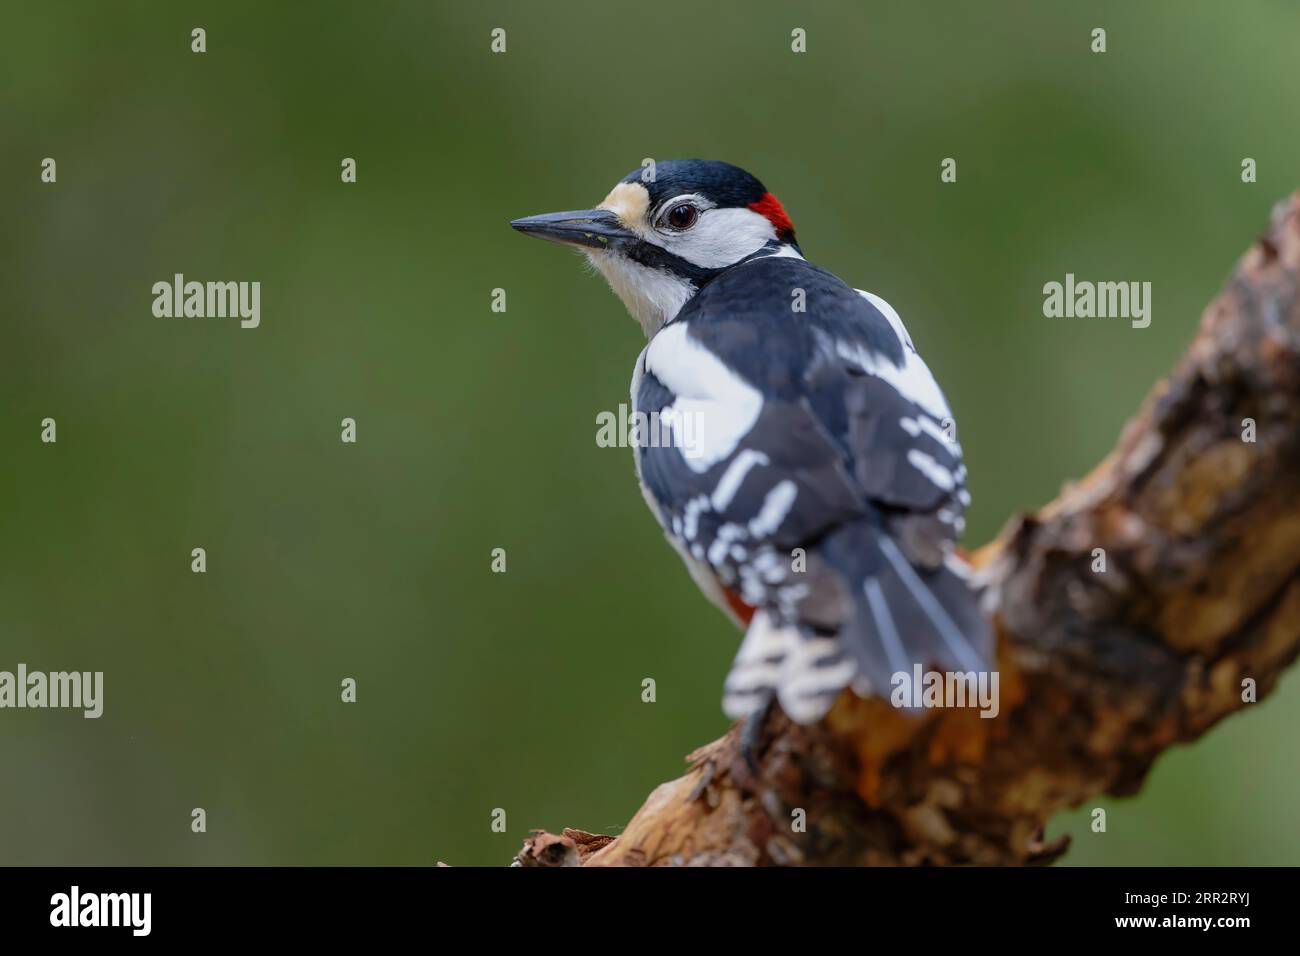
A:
[517, 193, 1300, 867]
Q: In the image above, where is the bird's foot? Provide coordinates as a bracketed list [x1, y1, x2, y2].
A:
[738, 691, 776, 776]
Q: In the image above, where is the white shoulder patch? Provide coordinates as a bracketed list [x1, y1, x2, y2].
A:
[857, 289, 915, 352]
[644, 322, 763, 474]
[827, 291, 953, 422]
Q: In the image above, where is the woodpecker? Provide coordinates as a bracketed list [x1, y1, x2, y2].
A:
[512, 160, 991, 729]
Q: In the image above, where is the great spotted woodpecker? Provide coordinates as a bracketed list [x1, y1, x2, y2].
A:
[512, 160, 990, 728]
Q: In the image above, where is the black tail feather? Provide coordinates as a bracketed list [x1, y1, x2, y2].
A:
[820, 519, 993, 695]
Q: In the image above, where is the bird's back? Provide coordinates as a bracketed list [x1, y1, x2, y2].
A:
[630, 253, 990, 722]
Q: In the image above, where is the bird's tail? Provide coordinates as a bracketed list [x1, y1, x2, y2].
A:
[722, 519, 993, 724]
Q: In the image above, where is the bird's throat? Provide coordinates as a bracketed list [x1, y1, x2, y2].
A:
[584, 250, 694, 339]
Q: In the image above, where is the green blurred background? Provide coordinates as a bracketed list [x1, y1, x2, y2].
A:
[2, 0, 1297, 866]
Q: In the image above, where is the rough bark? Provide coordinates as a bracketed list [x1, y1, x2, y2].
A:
[516, 194, 1300, 867]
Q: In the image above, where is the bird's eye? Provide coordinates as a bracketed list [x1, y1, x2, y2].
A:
[663, 203, 698, 230]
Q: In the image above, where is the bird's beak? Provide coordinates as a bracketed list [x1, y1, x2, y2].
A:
[509, 209, 637, 251]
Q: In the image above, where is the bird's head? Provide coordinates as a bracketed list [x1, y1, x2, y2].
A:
[511, 159, 800, 336]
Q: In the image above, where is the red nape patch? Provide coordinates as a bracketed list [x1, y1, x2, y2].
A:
[722, 586, 757, 626]
[748, 192, 796, 241]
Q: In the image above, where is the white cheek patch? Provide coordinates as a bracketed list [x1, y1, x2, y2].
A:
[665, 208, 777, 269]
